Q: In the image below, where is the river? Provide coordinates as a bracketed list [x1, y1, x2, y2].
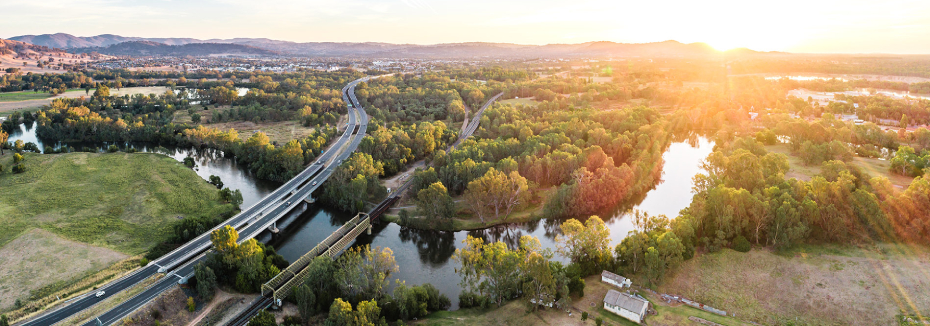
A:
[7, 123, 713, 309]
[265, 136, 714, 308]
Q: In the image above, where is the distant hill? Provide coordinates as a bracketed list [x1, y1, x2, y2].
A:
[0, 38, 61, 54]
[9, 33, 782, 58]
[0, 38, 101, 74]
[70, 41, 278, 57]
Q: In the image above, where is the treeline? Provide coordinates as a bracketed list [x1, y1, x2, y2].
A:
[356, 73, 501, 122]
[731, 58, 930, 79]
[0, 71, 96, 92]
[834, 94, 930, 126]
[34, 96, 337, 182]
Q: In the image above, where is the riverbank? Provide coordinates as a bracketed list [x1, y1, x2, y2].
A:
[0, 152, 237, 313]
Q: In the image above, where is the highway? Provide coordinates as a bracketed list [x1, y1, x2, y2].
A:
[18, 76, 373, 326]
[452, 92, 503, 148]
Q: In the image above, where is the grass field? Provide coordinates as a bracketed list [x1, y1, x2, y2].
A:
[659, 245, 930, 325]
[0, 152, 236, 312]
[0, 91, 53, 102]
[0, 152, 235, 253]
[765, 144, 914, 188]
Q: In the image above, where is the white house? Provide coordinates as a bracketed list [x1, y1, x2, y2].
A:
[603, 289, 649, 324]
[601, 270, 632, 288]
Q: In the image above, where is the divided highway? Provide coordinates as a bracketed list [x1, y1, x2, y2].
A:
[18, 76, 373, 326]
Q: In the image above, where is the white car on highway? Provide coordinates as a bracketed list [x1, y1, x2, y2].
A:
[96, 291, 105, 298]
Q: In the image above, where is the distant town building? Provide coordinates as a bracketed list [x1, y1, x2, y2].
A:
[603, 289, 649, 323]
[601, 270, 632, 288]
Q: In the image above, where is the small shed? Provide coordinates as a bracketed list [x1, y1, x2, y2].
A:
[601, 270, 632, 288]
[603, 289, 649, 323]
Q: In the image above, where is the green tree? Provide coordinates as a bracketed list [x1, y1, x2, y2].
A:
[294, 284, 316, 322]
[453, 235, 523, 306]
[416, 181, 455, 219]
[93, 85, 110, 98]
[0, 130, 7, 155]
[334, 246, 398, 302]
[248, 310, 277, 326]
[1, 314, 9, 326]
[556, 216, 610, 274]
[192, 113, 202, 123]
[464, 168, 529, 222]
[194, 263, 217, 301]
[326, 298, 355, 326]
[522, 252, 556, 311]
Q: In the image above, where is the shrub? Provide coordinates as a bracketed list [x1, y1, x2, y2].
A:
[458, 291, 487, 309]
[581, 311, 588, 321]
[733, 235, 751, 253]
[13, 153, 23, 163]
[12, 163, 26, 174]
[139, 258, 149, 267]
[595, 317, 603, 326]
[108, 145, 119, 153]
[187, 297, 195, 312]
[150, 309, 161, 320]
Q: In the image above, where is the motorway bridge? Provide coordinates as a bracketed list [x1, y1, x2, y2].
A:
[225, 91, 504, 326]
[19, 76, 373, 326]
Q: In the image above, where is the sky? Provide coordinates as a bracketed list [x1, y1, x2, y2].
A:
[3, 0, 930, 53]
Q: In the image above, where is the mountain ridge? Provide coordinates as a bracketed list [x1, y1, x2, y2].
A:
[9, 33, 778, 58]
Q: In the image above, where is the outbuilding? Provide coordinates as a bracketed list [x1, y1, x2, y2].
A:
[601, 270, 632, 288]
[603, 289, 649, 323]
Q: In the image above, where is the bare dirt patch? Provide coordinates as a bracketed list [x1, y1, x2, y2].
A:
[0, 228, 127, 309]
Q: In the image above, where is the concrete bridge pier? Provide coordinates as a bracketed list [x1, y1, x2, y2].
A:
[269, 221, 279, 233]
[367, 225, 372, 235]
[304, 195, 316, 204]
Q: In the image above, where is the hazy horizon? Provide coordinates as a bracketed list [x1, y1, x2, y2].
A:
[3, 0, 930, 54]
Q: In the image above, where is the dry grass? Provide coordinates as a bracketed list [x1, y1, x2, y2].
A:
[174, 107, 319, 144]
[0, 228, 127, 310]
[6, 255, 144, 323]
[0, 52, 97, 75]
[498, 98, 539, 107]
[659, 245, 930, 326]
[765, 144, 914, 188]
[119, 286, 199, 326]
